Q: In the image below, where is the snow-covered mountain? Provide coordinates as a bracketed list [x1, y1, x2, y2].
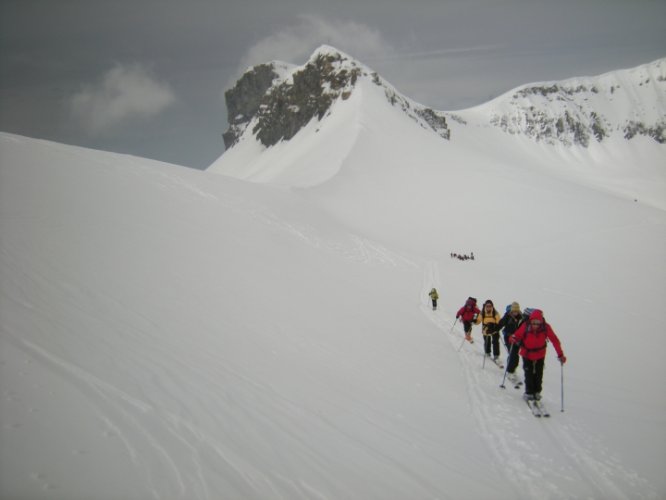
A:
[221, 46, 665, 153]
[210, 46, 665, 209]
[1, 46, 665, 499]
[477, 58, 665, 146]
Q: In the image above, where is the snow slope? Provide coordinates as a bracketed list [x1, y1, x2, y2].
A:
[1, 54, 666, 499]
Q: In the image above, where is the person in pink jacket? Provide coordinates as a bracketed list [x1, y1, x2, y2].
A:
[510, 309, 566, 401]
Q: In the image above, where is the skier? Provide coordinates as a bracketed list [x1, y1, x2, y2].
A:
[479, 300, 502, 360]
[498, 302, 525, 384]
[510, 309, 566, 401]
[428, 288, 439, 310]
[456, 297, 480, 343]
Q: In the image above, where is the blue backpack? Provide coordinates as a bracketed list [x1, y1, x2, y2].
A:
[522, 307, 539, 322]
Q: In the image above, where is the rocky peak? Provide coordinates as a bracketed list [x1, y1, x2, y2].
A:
[251, 48, 363, 147]
[222, 46, 450, 149]
[222, 48, 362, 149]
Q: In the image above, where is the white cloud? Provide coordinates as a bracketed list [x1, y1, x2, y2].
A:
[235, 15, 394, 77]
[71, 64, 176, 133]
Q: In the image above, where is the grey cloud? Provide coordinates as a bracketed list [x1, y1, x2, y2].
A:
[233, 14, 395, 79]
[70, 64, 176, 134]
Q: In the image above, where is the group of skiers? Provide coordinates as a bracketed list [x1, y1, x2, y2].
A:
[449, 295, 566, 402]
[450, 252, 475, 261]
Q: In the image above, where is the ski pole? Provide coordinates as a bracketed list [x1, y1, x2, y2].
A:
[500, 342, 514, 388]
[560, 362, 565, 412]
[449, 317, 458, 335]
[482, 337, 487, 369]
[481, 331, 490, 369]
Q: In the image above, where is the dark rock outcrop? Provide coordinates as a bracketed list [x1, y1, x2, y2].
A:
[223, 64, 279, 148]
[222, 47, 450, 149]
[222, 51, 362, 149]
[624, 120, 666, 143]
[251, 52, 361, 147]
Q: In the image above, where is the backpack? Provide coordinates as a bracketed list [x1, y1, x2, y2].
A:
[522, 307, 542, 323]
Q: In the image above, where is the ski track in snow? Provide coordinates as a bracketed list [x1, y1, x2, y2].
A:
[421, 261, 656, 500]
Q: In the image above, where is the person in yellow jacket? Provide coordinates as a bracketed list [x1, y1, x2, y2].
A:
[480, 299, 502, 360]
[428, 288, 439, 310]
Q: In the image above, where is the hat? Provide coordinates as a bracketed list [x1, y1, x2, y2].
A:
[529, 309, 544, 322]
[510, 302, 521, 312]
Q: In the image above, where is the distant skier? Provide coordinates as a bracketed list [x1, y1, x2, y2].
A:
[510, 309, 566, 401]
[428, 288, 439, 310]
[479, 300, 502, 360]
[456, 297, 480, 343]
[498, 302, 524, 384]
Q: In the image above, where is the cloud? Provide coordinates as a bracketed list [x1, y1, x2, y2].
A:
[234, 15, 394, 77]
[71, 63, 176, 133]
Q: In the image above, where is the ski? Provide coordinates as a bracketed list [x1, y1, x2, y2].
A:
[525, 399, 551, 418]
[534, 400, 550, 418]
[500, 375, 523, 390]
[525, 399, 542, 418]
[507, 373, 523, 389]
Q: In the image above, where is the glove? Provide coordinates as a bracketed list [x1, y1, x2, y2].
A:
[559, 355, 567, 365]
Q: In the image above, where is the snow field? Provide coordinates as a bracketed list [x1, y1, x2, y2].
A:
[2, 51, 665, 499]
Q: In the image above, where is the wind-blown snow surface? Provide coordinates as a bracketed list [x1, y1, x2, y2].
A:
[1, 67, 665, 500]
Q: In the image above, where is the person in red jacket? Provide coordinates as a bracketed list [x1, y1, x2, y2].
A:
[456, 297, 480, 343]
[510, 309, 566, 401]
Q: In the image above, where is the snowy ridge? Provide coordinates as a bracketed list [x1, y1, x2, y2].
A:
[467, 58, 666, 146]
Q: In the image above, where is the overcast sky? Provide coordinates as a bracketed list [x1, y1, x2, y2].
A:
[1, 0, 664, 169]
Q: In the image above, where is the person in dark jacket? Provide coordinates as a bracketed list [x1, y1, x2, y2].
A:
[510, 309, 566, 401]
[498, 302, 524, 385]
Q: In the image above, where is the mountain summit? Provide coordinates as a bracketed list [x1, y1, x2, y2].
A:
[222, 45, 450, 150]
